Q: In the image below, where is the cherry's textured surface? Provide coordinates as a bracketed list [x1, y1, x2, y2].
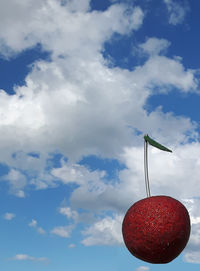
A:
[122, 196, 191, 264]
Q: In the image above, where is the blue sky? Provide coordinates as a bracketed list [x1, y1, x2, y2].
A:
[1, 0, 200, 270]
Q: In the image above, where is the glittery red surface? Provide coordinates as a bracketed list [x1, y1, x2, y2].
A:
[122, 196, 191, 264]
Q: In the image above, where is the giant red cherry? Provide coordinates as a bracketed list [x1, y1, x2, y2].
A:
[122, 195, 191, 264]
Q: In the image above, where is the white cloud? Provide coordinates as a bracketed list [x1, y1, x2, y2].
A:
[68, 243, 76, 248]
[130, 6, 144, 31]
[59, 206, 79, 222]
[52, 163, 105, 185]
[164, 0, 189, 25]
[120, 144, 200, 200]
[0, 0, 144, 58]
[52, 142, 200, 222]
[81, 214, 123, 246]
[29, 219, 46, 234]
[3, 212, 16, 220]
[139, 37, 171, 56]
[7, 50, 195, 191]
[0, 1, 144, 180]
[0, 2, 196, 190]
[181, 198, 200, 263]
[37, 227, 46, 235]
[55, 141, 192, 213]
[2, 169, 26, 197]
[55, 206, 80, 236]
[13, 254, 33, 260]
[183, 251, 200, 264]
[30, 171, 56, 190]
[29, 219, 37, 227]
[51, 225, 74, 238]
[62, 0, 90, 12]
[52, 162, 127, 212]
[12, 254, 48, 263]
[132, 55, 197, 93]
[135, 267, 150, 271]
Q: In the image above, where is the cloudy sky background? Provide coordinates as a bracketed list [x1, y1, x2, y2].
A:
[1, 0, 200, 270]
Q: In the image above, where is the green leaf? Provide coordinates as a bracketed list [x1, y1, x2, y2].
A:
[144, 135, 172, 153]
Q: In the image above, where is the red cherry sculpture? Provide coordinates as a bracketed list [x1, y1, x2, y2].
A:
[122, 195, 191, 263]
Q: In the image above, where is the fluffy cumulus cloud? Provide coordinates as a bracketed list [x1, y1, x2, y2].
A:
[139, 37, 171, 56]
[0, 0, 144, 58]
[0, 0, 146, 172]
[119, 144, 200, 201]
[50, 204, 78, 238]
[0, 0, 200, 261]
[164, 0, 190, 25]
[50, 143, 200, 216]
[81, 214, 123, 246]
[59, 206, 79, 222]
[0, 1, 197, 178]
[2, 169, 26, 197]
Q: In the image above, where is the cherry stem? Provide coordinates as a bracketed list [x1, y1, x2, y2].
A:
[144, 135, 151, 198]
[143, 134, 172, 198]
